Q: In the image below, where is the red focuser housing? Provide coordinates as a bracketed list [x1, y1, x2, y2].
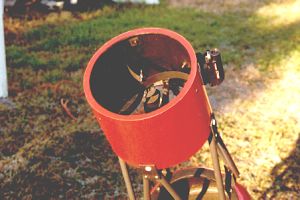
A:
[83, 28, 212, 169]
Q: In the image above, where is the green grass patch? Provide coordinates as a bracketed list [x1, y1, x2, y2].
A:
[9, 4, 299, 77]
[4, 3, 299, 105]
[6, 46, 55, 70]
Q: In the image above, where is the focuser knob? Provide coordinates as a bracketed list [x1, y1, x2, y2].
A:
[196, 49, 225, 86]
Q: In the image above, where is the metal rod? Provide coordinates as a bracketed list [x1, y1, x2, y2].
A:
[118, 157, 136, 200]
[209, 134, 226, 200]
[157, 175, 182, 200]
[216, 132, 240, 177]
[217, 142, 240, 178]
[143, 175, 151, 200]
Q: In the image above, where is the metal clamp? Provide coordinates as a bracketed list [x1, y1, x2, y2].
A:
[210, 114, 240, 178]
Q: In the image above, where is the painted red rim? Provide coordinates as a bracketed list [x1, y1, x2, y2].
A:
[83, 27, 198, 121]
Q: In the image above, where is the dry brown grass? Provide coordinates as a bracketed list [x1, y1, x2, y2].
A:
[1, 1, 300, 199]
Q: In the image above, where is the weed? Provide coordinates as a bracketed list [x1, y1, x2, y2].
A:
[6, 46, 31, 68]
[44, 69, 64, 83]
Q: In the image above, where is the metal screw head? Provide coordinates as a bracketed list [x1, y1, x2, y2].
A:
[145, 166, 152, 172]
[129, 37, 139, 47]
[212, 119, 216, 126]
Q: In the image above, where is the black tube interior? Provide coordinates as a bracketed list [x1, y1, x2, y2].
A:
[90, 33, 191, 114]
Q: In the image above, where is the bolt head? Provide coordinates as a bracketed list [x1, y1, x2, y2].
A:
[145, 166, 152, 172]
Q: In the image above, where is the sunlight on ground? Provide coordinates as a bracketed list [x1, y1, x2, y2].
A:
[257, 0, 300, 26]
[225, 50, 300, 197]
[191, 47, 300, 198]
[196, 47, 300, 198]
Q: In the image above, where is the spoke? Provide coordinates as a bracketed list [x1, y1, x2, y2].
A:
[143, 71, 189, 88]
[122, 69, 189, 115]
[127, 65, 143, 82]
[119, 91, 143, 114]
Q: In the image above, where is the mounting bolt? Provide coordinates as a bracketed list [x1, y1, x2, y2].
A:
[145, 166, 152, 172]
[129, 37, 139, 47]
[212, 119, 216, 125]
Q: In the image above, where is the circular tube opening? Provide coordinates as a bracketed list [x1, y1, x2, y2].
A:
[84, 28, 198, 120]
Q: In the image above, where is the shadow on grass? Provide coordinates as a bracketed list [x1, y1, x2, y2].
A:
[260, 136, 300, 199]
[0, 131, 135, 199]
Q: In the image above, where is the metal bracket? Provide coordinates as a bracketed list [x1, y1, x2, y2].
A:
[140, 165, 182, 200]
[141, 165, 161, 180]
[210, 113, 240, 178]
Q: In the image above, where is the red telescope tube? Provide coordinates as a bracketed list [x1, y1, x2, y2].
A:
[83, 28, 212, 169]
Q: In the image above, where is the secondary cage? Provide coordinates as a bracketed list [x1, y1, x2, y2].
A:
[83, 27, 251, 200]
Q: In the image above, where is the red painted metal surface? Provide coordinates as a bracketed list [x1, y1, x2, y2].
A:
[83, 28, 211, 169]
[234, 183, 252, 200]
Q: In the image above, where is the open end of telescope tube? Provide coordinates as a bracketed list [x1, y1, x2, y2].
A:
[84, 28, 210, 168]
[89, 31, 193, 116]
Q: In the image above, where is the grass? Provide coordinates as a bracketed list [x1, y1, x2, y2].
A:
[6, 4, 300, 74]
[1, 1, 300, 199]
